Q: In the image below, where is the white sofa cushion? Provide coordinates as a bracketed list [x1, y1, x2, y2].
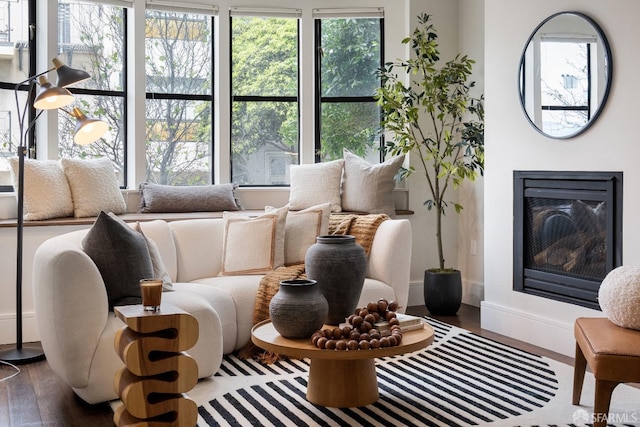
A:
[170, 219, 225, 282]
[288, 159, 344, 212]
[220, 207, 287, 275]
[61, 157, 126, 217]
[137, 220, 179, 283]
[8, 157, 75, 220]
[266, 203, 331, 265]
[134, 222, 172, 291]
[191, 275, 264, 351]
[341, 149, 404, 217]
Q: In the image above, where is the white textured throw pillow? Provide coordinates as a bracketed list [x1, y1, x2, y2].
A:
[220, 206, 288, 275]
[341, 149, 404, 217]
[267, 203, 331, 265]
[288, 159, 344, 212]
[61, 157, 126, 218]
[598, 266, 640, 330]
[7, 157, 74, 220]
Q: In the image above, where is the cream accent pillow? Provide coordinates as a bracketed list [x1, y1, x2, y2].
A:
[220, 206, 288, 275]
[7, 157, 74, 220]
[266, 203, 331, 265]
[61, 157, 126, 218]
[288, 159, 344, 212]
[133, 222, 173, 291]
[341, 149, 404, 217]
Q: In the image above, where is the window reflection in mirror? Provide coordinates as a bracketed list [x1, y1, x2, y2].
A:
[519, 12, 612, 139]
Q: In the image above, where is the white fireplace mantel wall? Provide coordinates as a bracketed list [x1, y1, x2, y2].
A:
[483, 0, 640, 356]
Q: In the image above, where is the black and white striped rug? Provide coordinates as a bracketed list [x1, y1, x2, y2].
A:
[192, 317, 640, 426]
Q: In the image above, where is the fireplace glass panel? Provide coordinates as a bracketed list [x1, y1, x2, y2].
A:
[513, 171, 622, 310]
[525, 197, 607, 282]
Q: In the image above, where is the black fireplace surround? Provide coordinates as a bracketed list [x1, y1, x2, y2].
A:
[513, 171, 622, 310]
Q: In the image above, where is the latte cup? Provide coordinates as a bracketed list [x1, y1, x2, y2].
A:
[140, 279, 163, 312]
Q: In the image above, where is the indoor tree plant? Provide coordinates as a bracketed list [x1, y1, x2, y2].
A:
[376, 13, 484, 315]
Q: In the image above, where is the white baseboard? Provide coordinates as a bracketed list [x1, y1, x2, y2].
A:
[407, 279, 484, 308]
[0, 312, 40, 345]
[480, 301, 575, 357]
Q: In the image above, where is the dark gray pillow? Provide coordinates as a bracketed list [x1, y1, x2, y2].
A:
[139, 182, 241, 213]
[82, 211, 153, 309]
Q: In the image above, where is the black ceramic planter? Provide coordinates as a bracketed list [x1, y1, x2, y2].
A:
[424, 269, 462, 315]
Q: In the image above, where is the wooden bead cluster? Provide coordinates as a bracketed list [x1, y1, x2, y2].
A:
[311, 299, 403, 350]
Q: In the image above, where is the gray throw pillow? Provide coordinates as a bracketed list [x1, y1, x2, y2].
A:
[139, 182, 241, 213]
[82, 211, 154, 309]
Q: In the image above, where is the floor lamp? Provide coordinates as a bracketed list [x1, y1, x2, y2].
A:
[0, 58, 108, 364]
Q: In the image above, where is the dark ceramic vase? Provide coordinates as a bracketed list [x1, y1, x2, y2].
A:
[305, 235, 367, 325]
[424, 269, 462, 315]
[269, 279, 328, 339]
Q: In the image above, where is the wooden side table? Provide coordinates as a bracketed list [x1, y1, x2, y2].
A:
[113, 304, 199, 427]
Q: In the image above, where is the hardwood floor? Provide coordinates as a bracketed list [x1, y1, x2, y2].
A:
[0, 304, 574, 426]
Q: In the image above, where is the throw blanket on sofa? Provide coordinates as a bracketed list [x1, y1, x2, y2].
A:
[237, 213, 389, 362]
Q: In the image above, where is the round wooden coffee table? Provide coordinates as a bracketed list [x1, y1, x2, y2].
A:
[251, 320, 434, 408]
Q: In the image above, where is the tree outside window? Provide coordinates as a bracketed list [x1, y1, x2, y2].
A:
[316, 16, 383, 163]
[57, 0, 126, 185]
[145, 10, 213, 185]
[231, 15, 299, 186]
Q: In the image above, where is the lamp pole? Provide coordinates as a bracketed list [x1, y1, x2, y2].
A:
[0, 60, 96, 364]
[0, 74, 50, 363]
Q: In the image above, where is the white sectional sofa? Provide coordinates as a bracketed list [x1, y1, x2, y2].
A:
[32, 216, 412, 404]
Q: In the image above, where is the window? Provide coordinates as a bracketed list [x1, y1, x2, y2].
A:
[145, 8, 214, 185]
[539, 38, 592, 137]
[57, 0, 127, 186]
[0, 0, 32, 189]
[230, 10, 300, 186]
[0, 2, 397, 195]
[314, 10, 383, 163]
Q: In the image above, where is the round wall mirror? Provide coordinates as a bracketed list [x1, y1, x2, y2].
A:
[519, 12, 612, 139]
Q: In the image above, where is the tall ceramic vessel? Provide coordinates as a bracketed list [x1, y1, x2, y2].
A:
[305, 235, 367, 325]
[269, 279, 328, 339]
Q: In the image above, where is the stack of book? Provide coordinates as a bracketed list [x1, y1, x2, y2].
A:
[375, 313, 424, 334]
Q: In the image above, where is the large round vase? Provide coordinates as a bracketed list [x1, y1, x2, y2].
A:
[269, 279, 328, 339]
[424, 269, 462, 315]
[305, 235, 367, 325]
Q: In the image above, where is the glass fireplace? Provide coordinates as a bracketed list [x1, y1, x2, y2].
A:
[513, 171, 622, 309]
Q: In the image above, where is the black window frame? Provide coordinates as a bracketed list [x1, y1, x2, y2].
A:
[313, 16, 385, 164]
[229, 14, 301, 187]
[144, 10, 215, 185]
[59, 3, 129, 188]
[0, 0, 36, 192]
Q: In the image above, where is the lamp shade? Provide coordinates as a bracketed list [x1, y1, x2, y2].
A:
[52, 58, 91, 88]
[71, 107, 108, 144]
[33, 76, 74, 110]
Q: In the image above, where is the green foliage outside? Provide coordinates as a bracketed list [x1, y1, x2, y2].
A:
[59, 8, 385, 186]
[318, 18, 382, 161]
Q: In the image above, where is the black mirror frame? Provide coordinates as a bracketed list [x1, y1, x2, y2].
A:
[518, 11, 613, 139]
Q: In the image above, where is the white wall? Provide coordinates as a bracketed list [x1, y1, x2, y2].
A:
[483, 0, 639, 356]
[404, 0, 486, 308]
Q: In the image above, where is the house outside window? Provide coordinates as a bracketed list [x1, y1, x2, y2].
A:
[0, 2, 397, 195]
[230, 9, 300, 186]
